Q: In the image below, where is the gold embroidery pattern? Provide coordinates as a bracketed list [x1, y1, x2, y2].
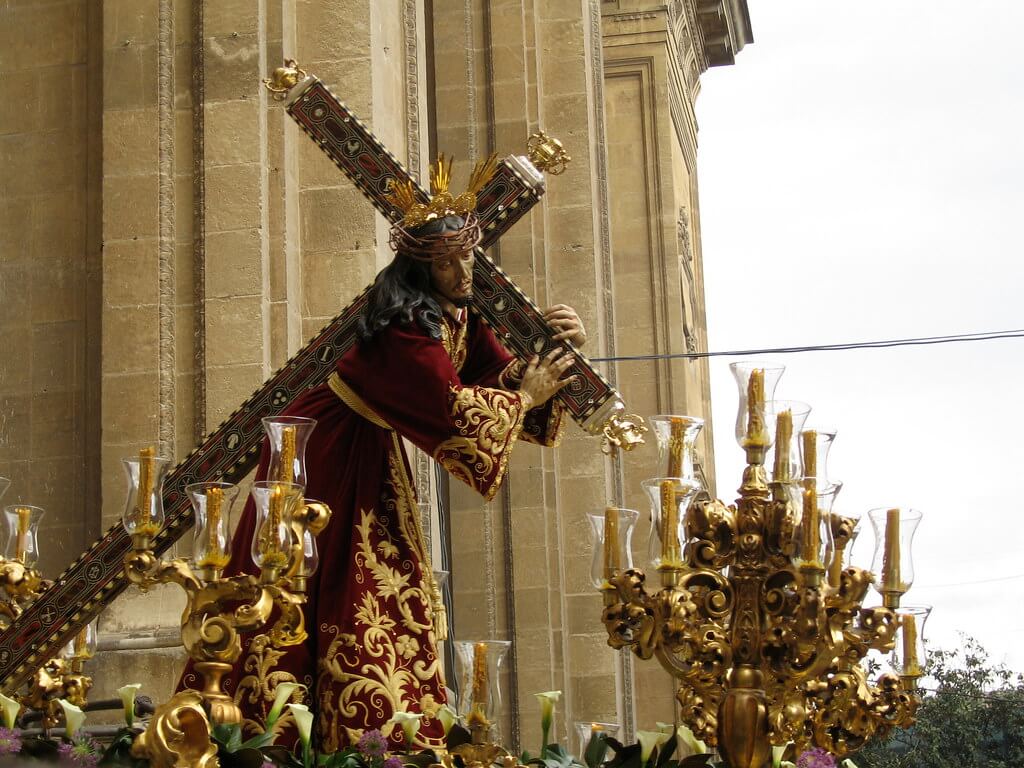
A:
[433, 386, 528, 501]
[498, 358, 527, 389]
[522, 399, 566, 447]
[315, 444, 446, 752]
[233, 634, 307, 737]
[440, 314, 469, 372]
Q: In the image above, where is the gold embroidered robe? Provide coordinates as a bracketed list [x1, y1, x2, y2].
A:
[180, 310, 562, 752]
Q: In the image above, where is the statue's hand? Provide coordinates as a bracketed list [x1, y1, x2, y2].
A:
[544, 304, 587, 347]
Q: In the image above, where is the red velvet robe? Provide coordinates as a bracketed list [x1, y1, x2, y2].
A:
[180, 310, 562, 751]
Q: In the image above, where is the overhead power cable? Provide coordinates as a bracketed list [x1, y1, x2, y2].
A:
[586, 328, 1024, 363]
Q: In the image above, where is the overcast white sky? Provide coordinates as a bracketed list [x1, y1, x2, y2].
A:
[696, 2, 1024, 671]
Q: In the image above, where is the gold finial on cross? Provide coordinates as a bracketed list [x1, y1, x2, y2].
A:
[263, 58, 307, 100]
[527, 131, 571, 175]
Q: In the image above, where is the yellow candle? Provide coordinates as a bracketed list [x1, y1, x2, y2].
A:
[206, 486, 223, 551]
[883, 508, 901, 592]
[603, 507, 620, 578]
[802, 430, 817, 480]
[801, 484, 819, 565]
[280, 426, 296, 484]
[74, 626, 88, 657]
[468, 641, 489, 725]
[136, 446, 156, 528]
[259, 485, 289, 568]
[667, 418, 685, 478]
[828, 522, 846, 587]
[198, 487, 230, 569]
[902, 612, 920, 675]
[772, 409, 793, 480]
[660, 480, 680, 565]
[14, 506, 31, 562]
[745, 368, 768, 447]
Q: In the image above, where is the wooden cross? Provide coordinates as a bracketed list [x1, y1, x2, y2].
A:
[0, 61, 644, 692]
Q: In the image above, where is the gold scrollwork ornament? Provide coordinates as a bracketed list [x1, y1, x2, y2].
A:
[131, 690, 220, 768]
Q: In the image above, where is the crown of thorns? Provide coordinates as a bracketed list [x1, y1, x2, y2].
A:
[384, 154, 497, 261]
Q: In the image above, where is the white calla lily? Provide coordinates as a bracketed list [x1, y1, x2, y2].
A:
[117, 684, 141, 728]
[637, 730, 670, 765]
[58, 699, 85, 739]
[534, 690, 561, 756]
[388, 711, 423, 746]
[287, 703, 314, 746]
[437, 703, 458, 736]
[0, 692, 19, 730]
[267, 682, 305, 727]
[654, 722, 706, 756]
[676, 724, 706, 755]
[535, 690, 561, 730]
[840, 761, 860, 768]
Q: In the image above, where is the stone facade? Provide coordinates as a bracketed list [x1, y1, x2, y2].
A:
[0, 0, 749, 746]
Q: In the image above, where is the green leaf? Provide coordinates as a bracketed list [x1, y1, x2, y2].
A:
[446, 723, 472, 750]
[239, 728, 278, 752]
[584, 733, 610, 768]
[219, 747, 273, 768]
[212, 722, 244, 753]
[604, 739, 641, 768]
[654, 734, 677, 768]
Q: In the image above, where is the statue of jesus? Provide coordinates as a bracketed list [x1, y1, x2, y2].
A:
[180, 157, 586, 752]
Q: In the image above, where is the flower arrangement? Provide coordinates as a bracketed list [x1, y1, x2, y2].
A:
[0, 681, 858, 768]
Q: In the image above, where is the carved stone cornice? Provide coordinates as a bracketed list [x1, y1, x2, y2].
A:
[694, 0, 753, 68]
[602, 1, 752, 73]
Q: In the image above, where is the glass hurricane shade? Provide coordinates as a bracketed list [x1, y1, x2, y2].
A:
[300, 523, 319, 577]
[798, 428, 837, 488]
[642, 478, 702, 569]
[766, 400, 811, 482]
[575, 721, 621, 760]
[649, 415, 704, 483]
[262, 416, 317, 487]
[433, 570, 450, 590]
[869, 508, 922, 600]
[187, 481, 240, 574]
[249, 481, 305, 572]
[782, 480, 841, 569]
[60, 617, 98, 661]
[894, 605, 931, 678]
[2, 504, 44, 565]
[454, 639, 511, 742]
[121, 453, 171, 540]
[587, 508, 639, 588]
[730, 361, 784, 449]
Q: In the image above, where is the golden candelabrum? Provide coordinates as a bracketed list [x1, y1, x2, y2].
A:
[121, 419, 328, 765]
[0, 485, 96, 729]
[597, 365, 925, 768]
[20, 620, 98, 729]
[0, 496, 50, 628]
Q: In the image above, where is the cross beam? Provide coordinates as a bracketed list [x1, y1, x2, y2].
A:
[0, 62, 643, 693]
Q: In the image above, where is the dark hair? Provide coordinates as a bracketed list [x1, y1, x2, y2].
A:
[356, 215, 467, 342]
